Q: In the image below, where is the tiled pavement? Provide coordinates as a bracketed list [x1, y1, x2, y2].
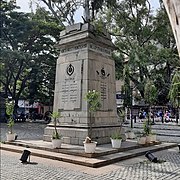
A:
[1, 148, 180, 180]
[0, 121, 46, 141]
[1, 120, 180, 179]
[123, 120, 180, 143]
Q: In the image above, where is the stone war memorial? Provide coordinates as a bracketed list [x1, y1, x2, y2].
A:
[43, 23, 121, 145]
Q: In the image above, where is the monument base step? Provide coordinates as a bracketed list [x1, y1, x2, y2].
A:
[0, 140, 177, 167]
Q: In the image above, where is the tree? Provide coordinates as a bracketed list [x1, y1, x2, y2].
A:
[0, 1, 62, 111]
[168, 69, 180, 124]
[95, 0, 179, 105]
[122, 61, 132, 122]
[151, 5, 180, 104]
[38, 0, 116, 25]
[84, 90, 101, 138]
[144, 79, 157, 124]
[6, 99, 15, 134]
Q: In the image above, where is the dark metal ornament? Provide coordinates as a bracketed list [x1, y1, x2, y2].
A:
[66, 64, 74, 76]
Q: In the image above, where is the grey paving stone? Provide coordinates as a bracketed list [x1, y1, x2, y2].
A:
[1, 150, 180, 180]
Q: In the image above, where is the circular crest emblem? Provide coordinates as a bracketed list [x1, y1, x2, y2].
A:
[66, 64, 74, 76]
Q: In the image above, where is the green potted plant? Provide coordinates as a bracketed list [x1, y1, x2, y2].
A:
[168, 69, 180, 125]
[84, 90, 101, 153]
[110, 133, 122, 148]
[144, 79, 157, 125]
[110, 109, 125, 148]
[151, 132, 157, 142]
[50, 111, 62, 149]
[143, 120, 152, 143]
[125, 129, 136, 139]
[137, 132, 147, 145]
[5, 100, 16, 141]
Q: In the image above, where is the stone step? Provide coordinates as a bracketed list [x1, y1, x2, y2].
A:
[3, 140, 162, 158]
[0, 141, 177, 168]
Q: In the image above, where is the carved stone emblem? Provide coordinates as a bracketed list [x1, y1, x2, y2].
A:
[96, 67, 110, 79]
[66, 64, 74, 76]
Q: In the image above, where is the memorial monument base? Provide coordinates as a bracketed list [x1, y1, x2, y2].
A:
[44, 125, 124, 145]
[44, 23, 121, 145]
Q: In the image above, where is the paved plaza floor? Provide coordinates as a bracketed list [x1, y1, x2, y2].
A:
[1, 120, 180, 179]
[1, 147, 180, 180]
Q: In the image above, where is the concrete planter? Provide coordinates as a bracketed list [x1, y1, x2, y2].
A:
[111, 138, 122, 148]
[6, 133, 16, 142]
[83, 141, 97, 153]
[146, 135, 153, 143]
[52, 139, 62, 149]
[151, 134, 157, 142]
[137, 136, 146, 145]
[127, 131, 136, 139]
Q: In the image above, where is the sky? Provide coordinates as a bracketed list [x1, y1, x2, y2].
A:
[16, 0, 160, 22]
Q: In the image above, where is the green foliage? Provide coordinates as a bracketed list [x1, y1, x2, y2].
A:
[144, 80, 157, 105]
[50, 111, 62, 139]
[168, 69, 180, 107]
[111, 133, 122, 139]
[96, 0, 179, 104]
[84, 90, 101, 113]
[50, 111, 61, 120]
[84, 90, 101, 138]
[143, 120, 151, 135]
[52, 131, 62, 139]
[39, 0, 116, 24]
[5, 100, 15, 134]
[123, 64, 132, 107]
[0, 2, 62, 106]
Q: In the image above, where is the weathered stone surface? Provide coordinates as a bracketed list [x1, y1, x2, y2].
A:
[44, 23, 120, 145]
[163, 0, 180, 57]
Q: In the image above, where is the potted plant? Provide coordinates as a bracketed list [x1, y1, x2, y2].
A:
[110, 133, 122, 148]
[125, 129, 136, 139]
[51, 111, 63, 149]
[83, 137, 97, 153]
[5, 100, 16, 142]
[143, 120, 152, 143]
[150, 132, 157, 142]
[137, 133, 147, 145]
[84, 90, 101, 153]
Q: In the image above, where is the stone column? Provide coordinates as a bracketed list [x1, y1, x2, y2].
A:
[44, 23, 121, 145]
[163, 0, 180, 57]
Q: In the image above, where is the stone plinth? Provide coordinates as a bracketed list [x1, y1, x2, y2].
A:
[44, 23, 121, 145]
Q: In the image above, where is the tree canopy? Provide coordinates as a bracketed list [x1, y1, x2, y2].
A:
[0, 0, 179, 111]
[94, 0, 180, 105]
[0, 1, 63, 110]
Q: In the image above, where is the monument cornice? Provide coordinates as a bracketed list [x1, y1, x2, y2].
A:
[58, 23, 115, 51]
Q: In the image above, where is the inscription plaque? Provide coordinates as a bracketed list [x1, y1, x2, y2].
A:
[59, 61, 82, 110]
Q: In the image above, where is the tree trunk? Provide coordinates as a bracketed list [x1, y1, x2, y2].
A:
[178, 106, 180, 125]
[125, 107, 128, 121]
[89, 112, 92, 138]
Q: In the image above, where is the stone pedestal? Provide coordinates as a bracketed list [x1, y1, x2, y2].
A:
[44, 23, 121, 145]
